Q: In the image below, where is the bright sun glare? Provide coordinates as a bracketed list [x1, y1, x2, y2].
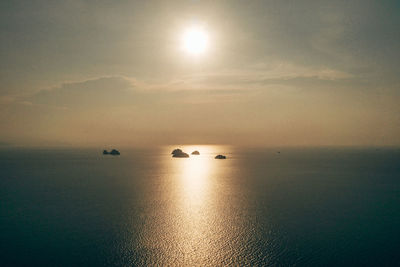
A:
[182, 26, 209, 55]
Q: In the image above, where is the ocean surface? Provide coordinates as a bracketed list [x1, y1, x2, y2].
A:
[1, 146, 400, 266]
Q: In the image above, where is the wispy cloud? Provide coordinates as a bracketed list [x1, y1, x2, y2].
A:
[164, 62, 353, 92]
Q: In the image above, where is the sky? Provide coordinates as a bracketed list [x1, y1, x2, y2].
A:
[1, 0, 399, 147]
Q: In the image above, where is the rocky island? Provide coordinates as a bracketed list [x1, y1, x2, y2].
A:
[215, 154, 226, 159]
[103, 149, 120, 155]
[171, 148, 183, 155]
[191, 151, 200, 155]
[171, 148, 189, 158]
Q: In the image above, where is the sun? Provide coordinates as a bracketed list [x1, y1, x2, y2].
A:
[181, 26, 209, 55]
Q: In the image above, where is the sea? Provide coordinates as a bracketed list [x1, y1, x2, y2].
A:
[1, 146, 399, 266]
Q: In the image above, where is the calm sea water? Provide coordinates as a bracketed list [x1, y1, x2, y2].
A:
[1, 146, 399, 266]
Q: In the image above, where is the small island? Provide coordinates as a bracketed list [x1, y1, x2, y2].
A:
[103, 149, 120, 155]
[215, 154, 226, 159]
[171, 148, 189, 158]
[191, 150, 200, 155]
[171, 148, 183, 155]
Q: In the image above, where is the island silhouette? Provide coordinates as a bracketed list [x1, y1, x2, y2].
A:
[171, 148, 189, 158]
[103, 149, 120, 155]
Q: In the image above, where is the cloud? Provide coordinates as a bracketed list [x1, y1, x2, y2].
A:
[13, 62, 357, 113]
[20, 76, 145, 109]
[18, 75, 254, 109]
[164, 62, 354, 92]
[1, 72, 399, 147]
[10, 60, 362, 116]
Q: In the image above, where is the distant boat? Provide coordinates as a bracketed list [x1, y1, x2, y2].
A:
[215, 154, 226, 159]
[191, 150, 200, 155]
[103, 149, 120, 155]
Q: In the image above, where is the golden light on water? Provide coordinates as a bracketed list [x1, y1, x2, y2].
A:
[172, 145, 219, 207]
[173, 145, 217, 262]
[171, 145, 230, 201]
[180, 154, 210, 205]
[140, 145, 239, 265]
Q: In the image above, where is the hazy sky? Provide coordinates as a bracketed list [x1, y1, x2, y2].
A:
[1, 0, 399, 147]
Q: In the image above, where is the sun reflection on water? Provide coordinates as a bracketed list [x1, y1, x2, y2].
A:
[171, 145, 221, 263]
[180, 150, 211, 205]
[134, 145, 239, 265]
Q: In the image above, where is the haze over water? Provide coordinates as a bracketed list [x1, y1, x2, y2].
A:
[1, 146, 399, 266]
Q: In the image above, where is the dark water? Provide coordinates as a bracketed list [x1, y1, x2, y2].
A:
[1, 146, 400, 266]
